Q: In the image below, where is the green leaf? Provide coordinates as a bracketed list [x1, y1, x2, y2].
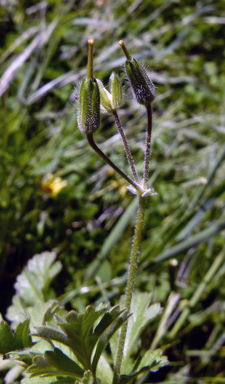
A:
[6, 252, 62, 326]
[35, 304, 108, 370]
[6, 296, 27, 329]
[34, 303, 129, 375]
[12, 300, 60, 332]
[96, 355, 113, 384]
[22, 375, 54, 384]
[34, 326, 68, 345]
[6, 350, 38, 367]
[0, 319, 32, 354]
[110, 293, 162, 373]
[75, 370, 94, 384]
[27, 348, 84, 379]
[119, 349, 168, 384]
[136, 348, 169, 372]
[0, 321, 14, 354]
[91, 306, 130, 374]
[14, 319, 32, 350]
[58, 305, 108, 369]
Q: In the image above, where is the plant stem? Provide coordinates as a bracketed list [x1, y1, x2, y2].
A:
[86, 133, 142, 194]
[113, 195, 146, 384]
[112, 110, 139, 182]
[143, 104, 152, 188]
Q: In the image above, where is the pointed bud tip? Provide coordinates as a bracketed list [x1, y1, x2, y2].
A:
[118, 40, 132, 60]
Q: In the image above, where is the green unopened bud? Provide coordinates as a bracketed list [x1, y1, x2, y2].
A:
[77, 39, 100, 134]
[96, 79, 113, 113]
[78, 77, 100, 134]
[109, 72, 123, 110]
[119, 40, 155, 105]
[97, 73, 122, 113]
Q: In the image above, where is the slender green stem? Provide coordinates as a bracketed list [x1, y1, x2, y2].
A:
[113, 195, 146, 384]
[143, 104, 152, 188]
[113, 110, 139, 182]
[86, 133, 142, 194]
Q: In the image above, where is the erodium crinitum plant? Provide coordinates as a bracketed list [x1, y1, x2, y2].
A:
[77, 39, 162, 384]
[0, 39, 168, 384]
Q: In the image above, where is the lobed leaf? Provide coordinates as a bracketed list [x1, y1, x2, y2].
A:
[6, 252, 62, 327]
[110, 293, 162, 373]
[119, 348, 168, 384]
[91, 306, 130, 374]
[27, 348, 84, 379]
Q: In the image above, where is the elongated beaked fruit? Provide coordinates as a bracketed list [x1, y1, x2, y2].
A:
[78, 77, 100, 134]
[119, 40, 155, 106]
[77, 39, 100, 134]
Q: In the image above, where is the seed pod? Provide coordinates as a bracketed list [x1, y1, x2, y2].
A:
[125, 58, 155, 105]
[77, 77, 100, 134]
[119, 40, 155, 106]
[109, 72, 123, 110]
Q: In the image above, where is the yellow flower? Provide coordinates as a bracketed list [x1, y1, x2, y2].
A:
[41, 174, 67, 196]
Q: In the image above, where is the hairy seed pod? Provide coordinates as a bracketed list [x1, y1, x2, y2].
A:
[125, 58, 155, 105]
[109, 72, 123, 110]
[77, 77, 100, 134]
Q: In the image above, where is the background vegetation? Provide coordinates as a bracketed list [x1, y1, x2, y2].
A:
[0, 0, 225, 382]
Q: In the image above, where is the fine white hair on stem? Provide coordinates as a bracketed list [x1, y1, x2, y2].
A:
[70, 81, 82, 104]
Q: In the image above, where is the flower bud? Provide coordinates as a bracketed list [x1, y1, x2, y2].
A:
[97, 73, 122, 113]
[109, 72, 123, 110]
[77, 77, 100, 134]
[96, 79, 113, 113]
[119, 40, 155, 106]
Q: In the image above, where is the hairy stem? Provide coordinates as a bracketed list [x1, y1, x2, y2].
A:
[86, 133, 142, 194]
[143, 104, 152, 188]
[113, 195, 146, 384]
[113, 110, 139, 182]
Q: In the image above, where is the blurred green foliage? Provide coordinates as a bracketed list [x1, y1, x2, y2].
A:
[1, 0, 225, 381]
